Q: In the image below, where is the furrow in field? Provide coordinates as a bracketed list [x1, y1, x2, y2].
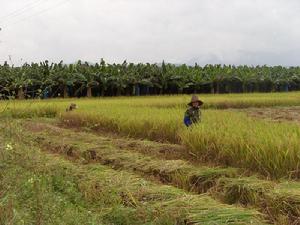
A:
[25, 120, 240, 193]
[3, 123, 268, 225]
[24, 120, 300, 224]
[58, 121, 216, 165]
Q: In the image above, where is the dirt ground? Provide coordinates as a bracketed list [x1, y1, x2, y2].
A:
[239, 106, 300, 124]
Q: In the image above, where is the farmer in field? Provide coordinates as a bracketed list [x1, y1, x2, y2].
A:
[66, 103, 78, 112]
[184, 95, 203, 127]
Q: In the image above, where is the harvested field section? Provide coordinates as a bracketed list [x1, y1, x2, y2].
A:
[2, 92, 300, 224]
[243, 106, 300, 124]
[23, 120, 300, 224]
[0, 121, 267, 225]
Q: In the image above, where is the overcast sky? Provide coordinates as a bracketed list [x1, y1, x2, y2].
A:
[0, 0, 300, 66]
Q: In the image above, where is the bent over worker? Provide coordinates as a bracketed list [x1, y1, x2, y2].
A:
[184, 95, 203, 127]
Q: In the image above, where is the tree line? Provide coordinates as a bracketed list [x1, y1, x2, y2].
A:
[0, 59, 300, 99]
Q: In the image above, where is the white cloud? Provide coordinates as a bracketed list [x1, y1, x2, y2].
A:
[1, 0, 300, 66]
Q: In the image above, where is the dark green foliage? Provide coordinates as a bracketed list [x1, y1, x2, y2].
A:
[1, 60, 300, 99]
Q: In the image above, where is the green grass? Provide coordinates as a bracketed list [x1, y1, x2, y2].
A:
[27, 124, 238, 193]
[214, 177, 300, 224]
[1, 93, 300, 178]
[2, 92, 300, 224]
[0, 127, 105, 225]
[180, 110, 300, 178]
[0, 120, 267, 225]
[24, 121, 300, 224]
[60, 105, 300, 179]
[1, 91, 300, 113]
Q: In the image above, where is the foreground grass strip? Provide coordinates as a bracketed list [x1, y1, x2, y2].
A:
[24, 121, 300, 224]
[28, 123, 239, 194]
[1, 138, 104, 224]
[1, 125, 266, 225]
[213, 177, 300, 224]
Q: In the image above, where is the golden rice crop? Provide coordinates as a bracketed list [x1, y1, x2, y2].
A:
[61, 104, 300, 179]
[1, 92, 300, 178]
[180, 111, 300, 178]
[1, 91, 300, 111]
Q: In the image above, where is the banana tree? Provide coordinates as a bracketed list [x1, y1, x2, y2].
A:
[150, 61, 173, 94]
[74, 62, 99, 97]
[93, 59, 110, 96]
[86, 77, 99, 97]
[0, 62, 12, 98]
[7, 65, 37, 99]
[108, 61, 129, 96]
[50, 62, 76, 98]
[1, 59, 300, 96]
[169, 64, 193, 94]
[203, 64, 225, 93]
[126, 63, 152, 96]
[190, 65, 206, 93]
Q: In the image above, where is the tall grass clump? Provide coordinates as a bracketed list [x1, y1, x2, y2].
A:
[61, 106, 183, 143]
[0, 100, 60, 118]
[73, 92, 300, 109]
[62, 106, 300, 179]
[180, 110, 300, 178]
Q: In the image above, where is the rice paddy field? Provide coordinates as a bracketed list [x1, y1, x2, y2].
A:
[1, 92, 300, 225]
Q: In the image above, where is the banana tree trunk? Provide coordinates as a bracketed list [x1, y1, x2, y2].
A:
[87, 86, 92, 98]
[145, 86, 150, 95]
[100, 84, 107, 96]
[216, 82, 220, 94]
[193, 85, 199, 94]
[242, 83, 247, 93]
[132, 85, 135, 96]
[159, 88, 163, 95]
[116, 87, 122, 96]
[211, 83, 214, 94]
[198, 85, 201, 94]
[133, 84, 140, 96]
[178, 87, 183, 94]
[63, 86, 69, 98]
[271, 83, 276, 92]
[17, 88, 24, 99]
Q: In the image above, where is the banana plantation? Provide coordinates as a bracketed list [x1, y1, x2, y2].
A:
[0, 59, 300, 99]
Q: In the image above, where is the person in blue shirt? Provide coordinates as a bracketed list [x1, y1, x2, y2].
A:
[184, 95, 203, 127]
